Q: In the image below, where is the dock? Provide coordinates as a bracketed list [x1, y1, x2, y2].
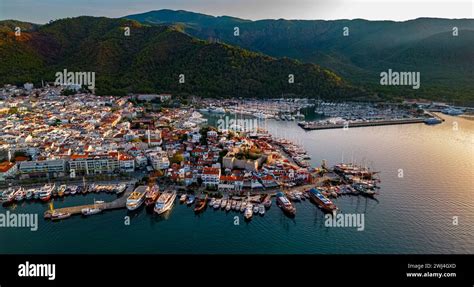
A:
[299, 118, 426, 130]
[44, 184, 135, 218]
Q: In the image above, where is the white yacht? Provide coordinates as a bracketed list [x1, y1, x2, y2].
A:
[126, 186, 147, 211]
[154, 191, 177, 215]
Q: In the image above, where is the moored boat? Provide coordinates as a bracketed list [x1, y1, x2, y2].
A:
[1, 189, 15, 204]
[39, 184, 55, 202]
[144, 185, 160, 207]
[276, 191, 296, 216]
[14, 187, 26, 201]
[154, 190, 177, 215]
[126, 186, 147, 211]
[25, 188, 34, 200]
[186, 194, 195, 205]
[180, 194, 187, 203]
[194, 194, 208, 213]
[58, 185, 66, 197]
[244, 204, 253, 220]
[258, 204, 265, 216]
[51, 211, 71, 221]
[263, 194, 272, 208]
[81, 207, 102, 216]
[308, 188, 338, 213]
[213, 198, 221, 209]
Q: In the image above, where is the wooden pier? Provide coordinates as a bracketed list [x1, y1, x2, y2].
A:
[44, 184, 135, 218]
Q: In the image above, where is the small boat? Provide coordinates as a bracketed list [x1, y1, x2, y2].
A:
[81, 185, 88, 194]
[213, 199, 221, 209]
[258, 204, 265, 216]
[180, 194, 187, 203]
[115, 184, 127, 195]
[39, 184, 55, 202]
[94, 200, 105, 204]
[240, 201, 247, 212]
[51, 211, 71, 221]
[186, 195, 195, 205]
[194, 194, 208, 213]
[126, 186, 147, 211]
[231, 200, 237, 210]
[225, 201, 232, 212]
[154, 190, 177, 215]
[1, 189, 15, 204]
[144, 185, 160, 207]
[276, 191, 296, 216]
[244, 204, 253, 220]
[33, 189, 41, 199]
[70, 185, 78, 195]
[253, 205, 259, 213]
[14, 187, 26, 201]
[81, 207, 102, 216]
[220, 198, 227, 209]
[58, 185, 66, 197]
[262, 194, 272, 208]
[64, 186, 71, 196]
[209, 197, 216, 207]
[236, 201, 242, 211]
[25, 189, 34, 200]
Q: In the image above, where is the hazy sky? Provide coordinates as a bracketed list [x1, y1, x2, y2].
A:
[0, 0, 472, 24]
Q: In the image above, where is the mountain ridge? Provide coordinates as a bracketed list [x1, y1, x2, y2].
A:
[124, 9, 474, 105]
[0, 16, 369, 100]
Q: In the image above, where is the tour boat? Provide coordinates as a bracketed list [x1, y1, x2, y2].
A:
[126, 186, 147, 211]
[276, 192, 296, 216]
[154, 191, 177, 215]
[308, 188, 338, 213]
[144, 185, 160, 207]
[194, 194, 208, 213]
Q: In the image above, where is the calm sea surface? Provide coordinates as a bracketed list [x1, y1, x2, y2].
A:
[1, 113, 473, 254]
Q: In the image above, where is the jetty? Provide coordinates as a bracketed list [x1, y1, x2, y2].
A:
[299, 118, 426, 130]
[44, 184, 135, 219]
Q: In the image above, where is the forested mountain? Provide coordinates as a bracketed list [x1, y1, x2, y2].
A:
[125, 10, 474, 105]
[0, 17, 368, 99]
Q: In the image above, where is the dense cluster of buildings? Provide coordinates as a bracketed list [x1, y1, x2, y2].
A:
[0, 85, 314, 192]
